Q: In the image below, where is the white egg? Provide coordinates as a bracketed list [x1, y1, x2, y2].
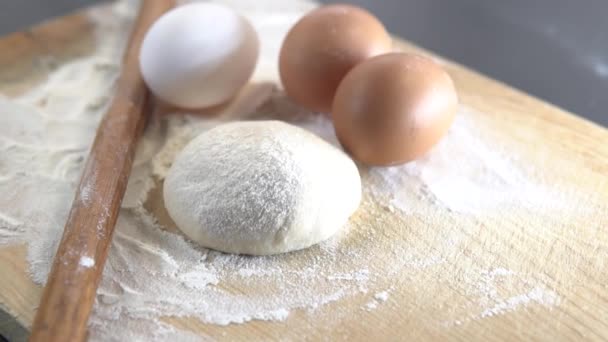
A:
[139, 2, 259, 108]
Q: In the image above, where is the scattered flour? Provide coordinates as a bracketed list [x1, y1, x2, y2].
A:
[363, 290, 391, 311]
[80, 170, 97, 206]
[79, 256, 95, 268]
[478, 286, 560, 319]
[0, 0, 596, 340]
[442, 267, 562, 327]
[367, 114, 566, 216]
[361, 290, 390, 311]
[364, 301, 378, 311]
[374, 290, 390, 302]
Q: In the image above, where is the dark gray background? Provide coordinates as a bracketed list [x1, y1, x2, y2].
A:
[1, 0, 606, 127]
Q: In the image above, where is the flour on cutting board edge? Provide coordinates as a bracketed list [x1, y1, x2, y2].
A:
[0, 0, 573, 340]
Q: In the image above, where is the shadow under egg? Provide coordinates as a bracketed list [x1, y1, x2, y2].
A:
[153, 81, 277, 119]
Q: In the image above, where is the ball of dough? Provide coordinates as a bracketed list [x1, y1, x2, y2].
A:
[163, 121, 361, 255]
[139, 3, 259, 109]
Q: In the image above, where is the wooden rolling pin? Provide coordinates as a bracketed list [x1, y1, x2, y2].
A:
[30, 1, 174, 341]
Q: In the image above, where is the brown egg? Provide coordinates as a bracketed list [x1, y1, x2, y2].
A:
[332, 52, 458, 166]
[279, 4, 392, 113]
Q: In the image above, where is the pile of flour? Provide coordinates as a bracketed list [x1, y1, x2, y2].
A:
[0, 0, 596, 340]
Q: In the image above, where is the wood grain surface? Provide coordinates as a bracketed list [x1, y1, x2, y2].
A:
[0, 2, 607, 341]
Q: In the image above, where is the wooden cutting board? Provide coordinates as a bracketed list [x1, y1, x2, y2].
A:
[1, 2, 608, 341]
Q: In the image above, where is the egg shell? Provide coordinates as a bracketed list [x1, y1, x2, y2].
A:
[332, 52, 458, 166]
[139, 2, 259, 109]
[279, 4, 392, 113]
